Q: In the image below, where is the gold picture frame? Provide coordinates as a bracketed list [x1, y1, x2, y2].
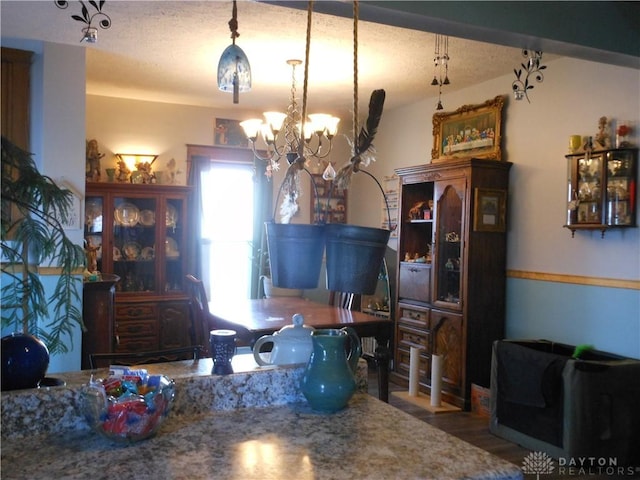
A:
[432, 95, 505, 162]
[474, 188, 507, 232]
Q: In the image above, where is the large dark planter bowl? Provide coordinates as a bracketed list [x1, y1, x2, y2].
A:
[325, 224, 390, 295]
[266, 222, 326, 290]
[1, 333, 50, 391]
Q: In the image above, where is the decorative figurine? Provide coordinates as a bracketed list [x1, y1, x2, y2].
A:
[166, 158, 183, 184]
[86, 139, 105, 182]
[135, 160, 155, 184]
[594, 116, 612, 150]
[85, 237, 100, 273]
[116, 159, 131, 182]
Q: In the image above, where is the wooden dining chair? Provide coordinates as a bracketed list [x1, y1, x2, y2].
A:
[185, 274, 213, 355]
[89, 345, 203, 370]
[328, 291, 361, 311]
[185, 273, 254, 351]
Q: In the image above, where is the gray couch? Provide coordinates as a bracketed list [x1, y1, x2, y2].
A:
[490, 339, 640, 465]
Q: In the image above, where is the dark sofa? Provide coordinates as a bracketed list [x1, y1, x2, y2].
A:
[490, 339, 640, 465]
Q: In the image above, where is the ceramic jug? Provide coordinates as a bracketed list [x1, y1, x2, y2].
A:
[252, 314, 314, 366]
[300, 327, 362, 412]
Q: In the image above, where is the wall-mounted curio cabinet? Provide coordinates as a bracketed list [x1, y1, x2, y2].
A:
[565, 147, 637, 237]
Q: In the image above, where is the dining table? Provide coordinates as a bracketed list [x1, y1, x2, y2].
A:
[209, 296, 393, 402]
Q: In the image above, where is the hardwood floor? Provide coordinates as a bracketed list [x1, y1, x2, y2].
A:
[368, 367, 639, 480]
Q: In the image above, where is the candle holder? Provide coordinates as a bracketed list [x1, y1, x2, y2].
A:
[210, 329, 237, 375]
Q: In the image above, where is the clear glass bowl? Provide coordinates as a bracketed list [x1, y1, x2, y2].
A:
[81, 374, 175, 443]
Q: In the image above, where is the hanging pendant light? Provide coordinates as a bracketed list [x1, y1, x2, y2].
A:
[217, 0, 251, 104]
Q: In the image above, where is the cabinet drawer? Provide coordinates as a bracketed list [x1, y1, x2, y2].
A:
[398, 304, 429, 329]
[116, 335, 158, 353]
[399, 263, 431, 302]
[116, 304, 157, 320]
[116, 319, 156, 337]
[396, 323, 431, 351]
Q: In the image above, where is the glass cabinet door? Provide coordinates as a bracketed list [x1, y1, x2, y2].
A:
[84, 195, 105, 273]
[571, 153, 603, 224]
[604, 149, 636, 226]
[164, 197, 184, 293]
[434, 180, 465, 308]
[113, 196, 157, 293]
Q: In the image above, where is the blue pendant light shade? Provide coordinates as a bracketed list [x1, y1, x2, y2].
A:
[217, 44, 251, 104]
[217, 0, 251, 104]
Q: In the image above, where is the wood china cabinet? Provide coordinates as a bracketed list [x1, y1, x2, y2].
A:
[392, 158, 511, 409]
[82, 182, 193, 368]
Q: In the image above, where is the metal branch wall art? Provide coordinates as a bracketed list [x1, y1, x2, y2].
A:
[512, 50, 546, 103]
[55, 0, 111, 43]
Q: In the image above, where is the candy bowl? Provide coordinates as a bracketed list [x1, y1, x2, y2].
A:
[81, 369, 175, 443]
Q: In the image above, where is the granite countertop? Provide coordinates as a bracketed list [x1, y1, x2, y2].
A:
[1, 355, 522, 480]
[2, 394, 521, 480]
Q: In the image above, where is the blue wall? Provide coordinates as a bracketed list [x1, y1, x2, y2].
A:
[506, 278, 640, 359]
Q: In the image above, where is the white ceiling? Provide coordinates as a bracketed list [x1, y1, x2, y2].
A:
[2, 1, 555, 119]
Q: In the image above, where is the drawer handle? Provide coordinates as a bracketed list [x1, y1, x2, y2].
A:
[409, 267, 419, 273]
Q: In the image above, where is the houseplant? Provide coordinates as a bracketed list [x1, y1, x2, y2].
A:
[1, 136, 86, 390]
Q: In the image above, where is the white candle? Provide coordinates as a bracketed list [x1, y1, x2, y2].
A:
[430, 354, 442, 406]
[409, 346, 421, 396]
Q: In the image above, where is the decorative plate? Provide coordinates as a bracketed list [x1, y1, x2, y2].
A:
[113, 247, 122, 261]
[165, 237, 179, 258]
[139, 209, 156, 226]
[123, 242, 142, 260]
[166, 204, 178, 228]
[114, 203, 140, 227]
[141, 246, 155, 260]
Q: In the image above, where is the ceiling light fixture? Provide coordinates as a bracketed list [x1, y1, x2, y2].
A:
[54, 0, 111, 43]
[431, 34, 451, 110]
[512, 50, 546, 103]
[240, 58, 339, 175]
[217, 0, 251, 104]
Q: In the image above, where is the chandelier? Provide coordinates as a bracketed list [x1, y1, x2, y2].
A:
[431, 34, 450, 110]
[240, 59, 340, 173]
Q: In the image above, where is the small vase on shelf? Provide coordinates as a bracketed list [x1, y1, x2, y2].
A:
[616, 122, 632, 148]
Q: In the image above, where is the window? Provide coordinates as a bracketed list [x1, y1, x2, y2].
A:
[187, 145, 271, 302]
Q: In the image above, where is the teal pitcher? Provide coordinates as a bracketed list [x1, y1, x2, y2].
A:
[300, 327, 362, 412]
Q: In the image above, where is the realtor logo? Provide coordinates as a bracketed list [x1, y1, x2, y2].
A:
[522, 451, 555, 479]
[522, 452, 640, 477]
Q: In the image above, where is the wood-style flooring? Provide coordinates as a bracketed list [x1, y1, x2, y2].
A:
[367, 367, 639, 480]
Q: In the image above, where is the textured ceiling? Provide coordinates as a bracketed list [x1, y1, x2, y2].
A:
[1, 1, 548, 118]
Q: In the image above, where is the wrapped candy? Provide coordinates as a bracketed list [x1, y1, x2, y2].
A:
[81, 367, 175, 443]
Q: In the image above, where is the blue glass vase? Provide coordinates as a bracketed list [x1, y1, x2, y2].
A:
[1, 333, 50, 391]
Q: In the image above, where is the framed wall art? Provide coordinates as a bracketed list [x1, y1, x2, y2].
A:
[214, 118, 249, 147]
[57, 179, 83, 230]
[432, 95, 505, 162]
[473, 187, 507, 232]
